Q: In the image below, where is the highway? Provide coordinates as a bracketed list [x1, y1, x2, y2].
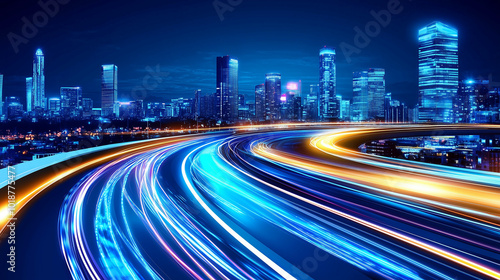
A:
[1, 124, 500, 279]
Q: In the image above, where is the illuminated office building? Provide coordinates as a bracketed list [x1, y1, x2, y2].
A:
[340, 99, 350, 121]
[101, 64, 118, 118]
[60, 87, 82, 118]
[82, 97, 94, 117]
[455, 79, 497, 123]
[48, 98, 61, 116]
[194, 89, 202, 121]
[319, 47, 338, 120]
[281, 81, 302, 121]
[32, 49, 46, 111]
[352, 71, 369, 121]
[265, 73, 282, 121]
[26, 77, 33, 112]
[255, 84, 265, 121]
[216, 56, 239, 122]
[352, 68, 386, 121]
[367, 68, 385, 120]
[418, 21, 459, 123]
[303, 84, 319, 122]
[6, 96, 24, 119]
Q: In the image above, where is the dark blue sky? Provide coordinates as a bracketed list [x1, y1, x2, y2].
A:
[1, 0, 499, 107]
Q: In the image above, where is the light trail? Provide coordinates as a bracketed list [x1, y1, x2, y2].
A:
[2, 124, 500, 280]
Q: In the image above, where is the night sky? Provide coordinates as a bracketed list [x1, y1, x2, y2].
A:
[1, 0, 499, 107]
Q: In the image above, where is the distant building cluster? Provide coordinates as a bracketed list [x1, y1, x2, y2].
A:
[363, 134, 500, 173]
[2, 21, 500, 125]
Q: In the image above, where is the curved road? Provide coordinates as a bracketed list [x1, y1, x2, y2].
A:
[1, 124, 500, 279]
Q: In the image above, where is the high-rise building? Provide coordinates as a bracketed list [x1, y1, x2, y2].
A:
[352, 69, 385, 121]
[26, 77, 33, 112]
[200, 93, 216, 120]
[60, 87, 82, 118]
[340, 99, 351, 121]
[385, 93, 408, 123]
[101, 64, 118, 117]
[319, 47, 338, 120]
[216, 56, 238, 122]
[281, 81, 302, 121]
[5, 96, 24, 119]
[352, 71, 369, 121]
[303, 84, 319, 122]
[255, 84, 265, 121]
[32, 49, 46, 110]
[455, 79, 497, 123]
[418, 22, 459, 123]
[82, 97, 94, 117]
[194, 89, 202, 121]
[48, 98, 61, 116]
[119, 100, 144, 119]
[265, 73, 282, 121]
[0, 74, 3, 116]
[146, 102, 166, 119]
[367, 68, 385, 120]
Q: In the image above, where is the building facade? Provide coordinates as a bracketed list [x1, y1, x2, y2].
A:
[254, 84, 265, 121]
[319, 47, 338, 120]
[216, 56, 239, 122]
[101, 64, 118, 118]
[367, 68, 385, 120]
[60, 87, 82, 118]
[418, 22, 459, 123]
[265, 73, 282, 121]
[32, 49, 46, 111]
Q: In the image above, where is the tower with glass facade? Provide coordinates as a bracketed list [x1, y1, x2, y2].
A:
[418, 21, 458, 123]
[61, 87, 83, 118]
[26, 77, 33, 112]
[101, 64, 118, 117]
[265, 73, 282, 121]
[319, 47, 338, 120]
[367, 68, 385, 120]
[32, 48, 45, 111]
[255, 84, 265, 121]
[216, 56, 239, 122]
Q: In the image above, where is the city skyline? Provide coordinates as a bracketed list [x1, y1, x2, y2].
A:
[2, 3, 500, 279]
[3, 16, 500, 126]
[1, 0, 500, 107]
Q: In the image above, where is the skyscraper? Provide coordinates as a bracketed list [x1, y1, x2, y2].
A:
[101, 64, 118, 117]
[194, 89, 202, 121]
[5, 96, 24, 119]
[367, 68, 385, 120]
[26, 77, 33, 112]
[216, 56, 239, 122]
[254, 84, 265, 121]
[352, 69, 385, 121]
[352, 71, 369, 121]
[319, 47, 338, 120]
[265, 73, 282, 121]
[281, 81, 302, 121]
[340, 99, 351, 121]
[82, 97, 94, 118]
[303, 84, 319, 122]
[455, 79, 494, 123]
[418, 21, 459, 123]
[48, 98, 61, 116]
[32, 48, 45, 110]
[60, 87, 82, 118]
